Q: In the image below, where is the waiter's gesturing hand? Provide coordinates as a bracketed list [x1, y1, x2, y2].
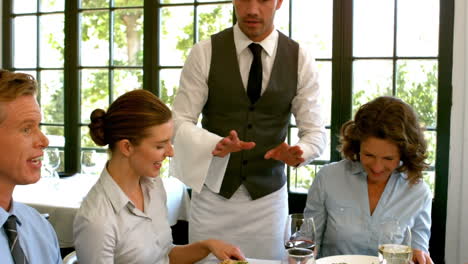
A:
[264, 142, 305, 167]
[212, 130, 256, 157]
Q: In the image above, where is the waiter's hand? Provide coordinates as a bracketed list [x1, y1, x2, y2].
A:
[264, 142, 305, 167]
[212, 130, 255, 157]
[412, 249, 433, 264]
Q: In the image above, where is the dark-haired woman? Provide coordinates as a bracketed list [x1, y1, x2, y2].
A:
[73, 89, 244, 264]
[304, 96, 433, 264]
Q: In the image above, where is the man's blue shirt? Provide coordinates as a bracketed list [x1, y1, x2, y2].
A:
[1, 201, 62, 264]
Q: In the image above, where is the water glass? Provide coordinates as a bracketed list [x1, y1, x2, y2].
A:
[286, 248, 314, 264]
[378, 221, 412, 264]
[43, 148, 60, 179]
[81, 150, 97, 175]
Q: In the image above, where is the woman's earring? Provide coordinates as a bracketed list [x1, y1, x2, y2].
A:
[399, 160, 403, 167]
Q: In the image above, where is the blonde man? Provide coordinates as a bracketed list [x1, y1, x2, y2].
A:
[0, 70, 62, 263]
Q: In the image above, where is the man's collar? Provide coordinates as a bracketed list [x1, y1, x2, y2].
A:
[0, 202, 23, 227]
[233, 23, 278, 57]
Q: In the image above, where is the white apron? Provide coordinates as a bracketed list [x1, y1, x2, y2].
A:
[189, 184, 288, 261]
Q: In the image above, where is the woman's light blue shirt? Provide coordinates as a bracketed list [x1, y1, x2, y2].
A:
[304, 159, 432, 258]
[0, 201, 62, 264]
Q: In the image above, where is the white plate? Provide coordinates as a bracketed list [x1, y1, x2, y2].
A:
[246, 258, 281, 264]
[315, 255, 379, 264]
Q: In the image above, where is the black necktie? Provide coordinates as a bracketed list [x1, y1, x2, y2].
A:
[4, 215, 29, 264]
[247, 43, 263, 104]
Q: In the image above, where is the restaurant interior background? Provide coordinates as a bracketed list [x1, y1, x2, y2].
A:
[0, 0, 467, 263]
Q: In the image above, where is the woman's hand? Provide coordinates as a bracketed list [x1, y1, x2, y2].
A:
[412, 248, 433, 264]
[204, 239, 245, 261]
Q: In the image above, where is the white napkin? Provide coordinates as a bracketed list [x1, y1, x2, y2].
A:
[172, 122, 229, 193]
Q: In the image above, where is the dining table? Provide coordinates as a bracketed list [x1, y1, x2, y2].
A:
[205, 254, 379, 264]
[204, 252, 385, 264]
[13, 173, 191, 248]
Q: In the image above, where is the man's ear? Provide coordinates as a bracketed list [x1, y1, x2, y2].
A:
[117, 139, 133, 157]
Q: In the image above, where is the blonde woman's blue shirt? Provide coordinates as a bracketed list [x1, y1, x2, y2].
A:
[304, 159, 432, 258]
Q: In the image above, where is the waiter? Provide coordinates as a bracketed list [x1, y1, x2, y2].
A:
[172, 0, 326, 260]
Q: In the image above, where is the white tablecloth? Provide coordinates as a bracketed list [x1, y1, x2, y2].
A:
[13, 174, 190, 248]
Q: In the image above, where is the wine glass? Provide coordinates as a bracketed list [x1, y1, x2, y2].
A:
[378, 221, 412, 264]
[43, 148, 60, 179]
[81, 150, 97, 175]
[283, 213, 316, 264]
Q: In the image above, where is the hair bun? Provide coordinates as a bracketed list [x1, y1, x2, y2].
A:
[89, 109, 107, 146]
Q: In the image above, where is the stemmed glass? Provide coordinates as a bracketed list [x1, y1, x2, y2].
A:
[378, 221, 412, 264]
[283, 213, 317, 264]
[81, 150, 97, 175]
[43, 148, 61, 179]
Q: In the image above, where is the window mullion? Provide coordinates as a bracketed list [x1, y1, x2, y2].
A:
[143, 0, 160, 96]
[193, 3, 198, 44]
[330, 0, 353, 162]
[109, 7, 114, 102]
[392, 0, 398, 96]
[430, 0, 454, 262]
[2, 0, 13, 69]
[63, 0, 80, 174]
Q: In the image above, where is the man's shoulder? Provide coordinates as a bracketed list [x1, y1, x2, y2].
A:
[12, 202, 61, 263]
[274, 30, 299, 48]
[277, 29, 298, 43]
[193, 38, 212, 50]
[210, 27, 234, 46]
[13, 201, 55, 233]
[212, 27, 233, 36]
[13, 201, 45, 220]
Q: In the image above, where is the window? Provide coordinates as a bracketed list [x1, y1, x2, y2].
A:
[78, 0, 144, 175]
[3, 0, 66, 171]
[2, 0, 453, 262]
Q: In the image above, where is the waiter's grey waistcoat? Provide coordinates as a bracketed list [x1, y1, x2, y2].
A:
[203, 27, 299, 200]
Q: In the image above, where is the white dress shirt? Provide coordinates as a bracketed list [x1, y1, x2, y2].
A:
[172, 24, 326, 193]
[73, 168, 174, 264]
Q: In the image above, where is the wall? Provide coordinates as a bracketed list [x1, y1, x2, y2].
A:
[445, 0, 468, 262]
